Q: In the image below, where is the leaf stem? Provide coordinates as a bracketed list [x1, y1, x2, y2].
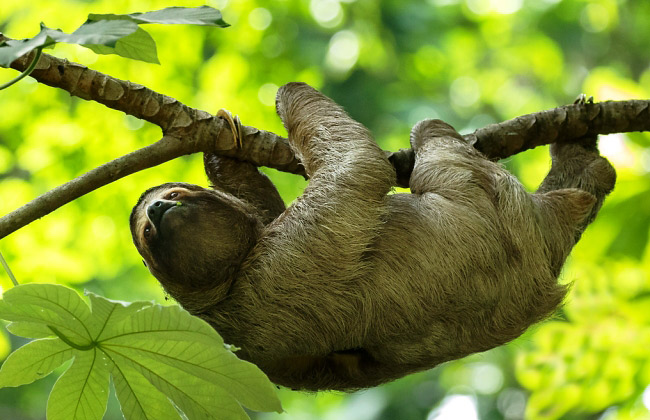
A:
[0, 46, 43, 90]
[48, 325, 96, 351]
[0, 251, 18, 286]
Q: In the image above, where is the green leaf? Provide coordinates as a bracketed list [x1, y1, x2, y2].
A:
[0, 338, 73, 387]
[47, 349, 110, 420]
[0, 285, 281, 419]
[107, 350, 248, 420]
[0, 301, 88, 345]
[0, 285, 92, 344]
[101, 304, 281, 415]
[100, 304, 281, 414]
[2, 284, 92, 326]
[199, 351, 282, 413]
[0, 21, 138, 67]
[105, 339, 281, 413]
[109, 359, 181, 420]
[1, 7, 226, 68]
[0, 30, 53, 67]
[6, 321, 56, 338]
[88, 6, 229, 27]
[100, 303, 224, 346]
[85, 292, 153, 341]
[64, 20, 140, 47]
[85, 27, 159, 64]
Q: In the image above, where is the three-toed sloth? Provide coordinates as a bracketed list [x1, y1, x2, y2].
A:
[131, 82, 615, 391]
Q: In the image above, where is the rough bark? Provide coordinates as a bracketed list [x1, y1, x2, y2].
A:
[0, 39, 648, 239]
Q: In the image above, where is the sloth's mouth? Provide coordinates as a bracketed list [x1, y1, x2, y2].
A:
[158, 204, 177, 225]
[147, 200, 179, 230]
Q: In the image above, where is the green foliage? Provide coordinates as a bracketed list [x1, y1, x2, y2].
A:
[0, 284, 282, 420]
[88, 6, 229, 27]
[514, 259, 650, 420]
[0, 6, 228, 68]
[82, 27, 158, 65]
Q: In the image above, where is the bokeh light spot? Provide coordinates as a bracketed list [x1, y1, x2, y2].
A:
[249, 8, 272, 31]
[428, 394, 479, 420]
[310, 0, 343, 28]
[450, 76, 480, 108]
[258, 83, 279, 106]
[326, 30, 360, 73]
[580, 3, 611, 33]
[470, 363, 504, 394]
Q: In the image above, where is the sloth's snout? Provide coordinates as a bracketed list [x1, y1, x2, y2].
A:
[147, 200, 177, 229]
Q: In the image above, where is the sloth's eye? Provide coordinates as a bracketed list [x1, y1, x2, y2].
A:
[144, 225, 152, 238]
[169, 191, 179, 199]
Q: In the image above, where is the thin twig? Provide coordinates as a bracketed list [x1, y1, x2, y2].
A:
[0, 252, 19, 286]
[0, 46, 42, 90]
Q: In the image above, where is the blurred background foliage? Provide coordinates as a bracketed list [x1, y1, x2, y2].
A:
[0, 0, 649, 419]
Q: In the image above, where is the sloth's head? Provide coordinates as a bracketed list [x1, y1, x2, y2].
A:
[130, 182, 260, 304]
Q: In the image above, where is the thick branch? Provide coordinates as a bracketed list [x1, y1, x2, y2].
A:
[470, 99, 650, 158]
[2, 36, 303, 172]
[389, 99, 650, 186]
[0, 126, 303, 239]
[0, 136, 187, 238]
[1, 39, 649, 238]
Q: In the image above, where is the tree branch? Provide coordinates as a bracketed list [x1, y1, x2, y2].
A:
[1, 38, 649, 239]
[389, 99, 650, 186]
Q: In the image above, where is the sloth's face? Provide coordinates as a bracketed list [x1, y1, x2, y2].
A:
[130, 182, 259, 291]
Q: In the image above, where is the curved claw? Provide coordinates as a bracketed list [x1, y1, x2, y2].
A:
[217, 108, 244, 149]
[573, 93, 594, 105]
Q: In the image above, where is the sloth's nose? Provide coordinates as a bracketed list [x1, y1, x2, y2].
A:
[147, 200, 176, 229]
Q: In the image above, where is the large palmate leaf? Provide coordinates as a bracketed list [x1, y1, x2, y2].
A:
[0, 338, 73, 387]
[46, 349, 111, 420]
[0, 284, 282, 420]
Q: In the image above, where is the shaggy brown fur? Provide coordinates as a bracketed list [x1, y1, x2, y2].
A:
[130, 82, 616, 391]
